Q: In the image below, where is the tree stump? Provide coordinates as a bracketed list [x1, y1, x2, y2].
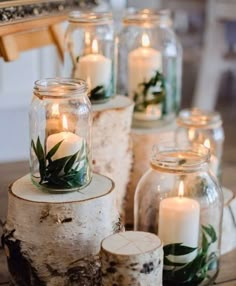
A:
[100, 231, 163, 286]
[221, 187, 236, 255]
[92, 95, 134, 219]
[2, 174, 122, 286]
[126, 124, 176, 225]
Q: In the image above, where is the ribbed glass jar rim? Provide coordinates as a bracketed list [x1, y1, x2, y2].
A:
[34, 78, 88, 99]
[69, 11, 112, 25]
[177, 108, 222, 129]
[123, 9, 172, 28]
[151, 142, 210, 173]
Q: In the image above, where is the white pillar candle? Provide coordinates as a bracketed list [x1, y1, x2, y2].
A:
[46, 115, 83, 160]
[128, 33, 162, 98]
[75, 39, 112, 90]
[158, 181, 200, 263]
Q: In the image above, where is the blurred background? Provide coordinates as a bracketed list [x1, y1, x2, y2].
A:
[0, 0, 235, 190]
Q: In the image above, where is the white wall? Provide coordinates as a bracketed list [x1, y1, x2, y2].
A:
[0, 46, 61, 162]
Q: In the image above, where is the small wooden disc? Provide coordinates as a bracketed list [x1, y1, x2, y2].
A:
[11, 173, 114, 203]
[102, 231, 162, 256]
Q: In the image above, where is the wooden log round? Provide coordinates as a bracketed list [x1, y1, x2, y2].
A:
[125, 124, 176, 225]
[2, 174, 122, 286]
[92, 95, 134, 219]
[100, 231, 163, 286]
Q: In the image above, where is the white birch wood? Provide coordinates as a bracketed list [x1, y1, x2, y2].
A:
[92, 95, 134, 219]
[3, 173, 122, 286]
[126, 124, 176, 224]
[221, 187, 236, 255]
[101, 231, 163, 286]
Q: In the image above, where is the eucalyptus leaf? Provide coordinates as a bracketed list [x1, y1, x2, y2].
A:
[202, 225, 217, 243]
[46, 140, 64, 160]
[163, 224, 218, 285]
[64, 151, 79, 174]
[90, 85, 108, 101]
[202, 231, 208, 253]
[31, 140, 38, 157]
[32, 137, 89, 189]
[31, 137, 46, 183]
[47, 155, 71, 175]
[134, 70, 166, 112]
[36, 136, 44, 160]
[164, 256, 185, 267]
[164, 243, 197, 256]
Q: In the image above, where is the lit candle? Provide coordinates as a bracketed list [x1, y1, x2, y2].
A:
[75, 39, 112, 91]
[204, 139, 219, 177]
[46, 103, 61, 135]
[46, 115, 83, 160]
[158, 181, 200, 262]
[128, 33, 162, 98]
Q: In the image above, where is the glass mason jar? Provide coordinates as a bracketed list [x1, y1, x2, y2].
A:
[134, 142, 223, 285]
[117, 9, 182, 128]
[29, 78, 92, 192]
[64, 11, 116, 103]
[176, 108, 224, 180]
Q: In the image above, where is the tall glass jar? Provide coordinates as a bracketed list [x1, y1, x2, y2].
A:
[176, 108, 224, 179]
[64, 11, 116, 103]
[29, 78, 92, 192]
[118, 9, 182, 128]
[134, 142, 223, 285]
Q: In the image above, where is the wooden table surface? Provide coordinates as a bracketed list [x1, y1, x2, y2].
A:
[0, 161, 236, 285]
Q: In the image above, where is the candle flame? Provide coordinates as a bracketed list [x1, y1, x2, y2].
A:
[85, 32, 91, 45]
[188, 128, 195, 141]
[142, 33, 150, 48]
[178, 181, 184, 197]
[92, 39, 98, 54]
[204, 139, 211, 149]
[62, 115, 68, 130]
[52, 103, 59, 116]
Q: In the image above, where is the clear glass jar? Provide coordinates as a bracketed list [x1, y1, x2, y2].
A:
[176, 108, 224, 180]
[134, 142, 223, 285]
[29, 78, 92, 192]
[64, 11, 116, 103]
[117, 9, 182, 128]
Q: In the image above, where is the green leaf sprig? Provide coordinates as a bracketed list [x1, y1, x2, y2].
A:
[133, 70, 166, 113]
[163, 224, 218, 285]
[89, 84, 112, 102]
[31, 137, 89, 189]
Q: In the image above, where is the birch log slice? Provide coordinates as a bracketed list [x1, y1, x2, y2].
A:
[92, 95, 134, 219]
[101, 231, 163, 286]
[221, 187, 236, 255]
[2, 174, 122, 286]
[126, 124, 176, 225]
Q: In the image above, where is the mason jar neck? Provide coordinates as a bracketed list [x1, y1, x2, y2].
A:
[33, 78, 88, 99]
[69, 11, 112, 25]
[123, 9, 172, 28]
[177, 108, 222, 130]
[151, 143, 210, 173]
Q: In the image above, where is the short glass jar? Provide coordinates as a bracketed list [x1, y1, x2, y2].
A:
[29, 78, 92, 192]
[176, 108, 224, 179]
[134, 142, 223, 285]
[118, 9, 182, 128]
[64, 11, 116, 103]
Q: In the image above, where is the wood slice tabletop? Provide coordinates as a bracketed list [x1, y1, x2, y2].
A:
[0, 160, 236, 285]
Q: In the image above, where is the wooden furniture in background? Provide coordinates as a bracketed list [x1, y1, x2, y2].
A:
[193, 0, 236, 110]
[0, 15, 65, 62]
